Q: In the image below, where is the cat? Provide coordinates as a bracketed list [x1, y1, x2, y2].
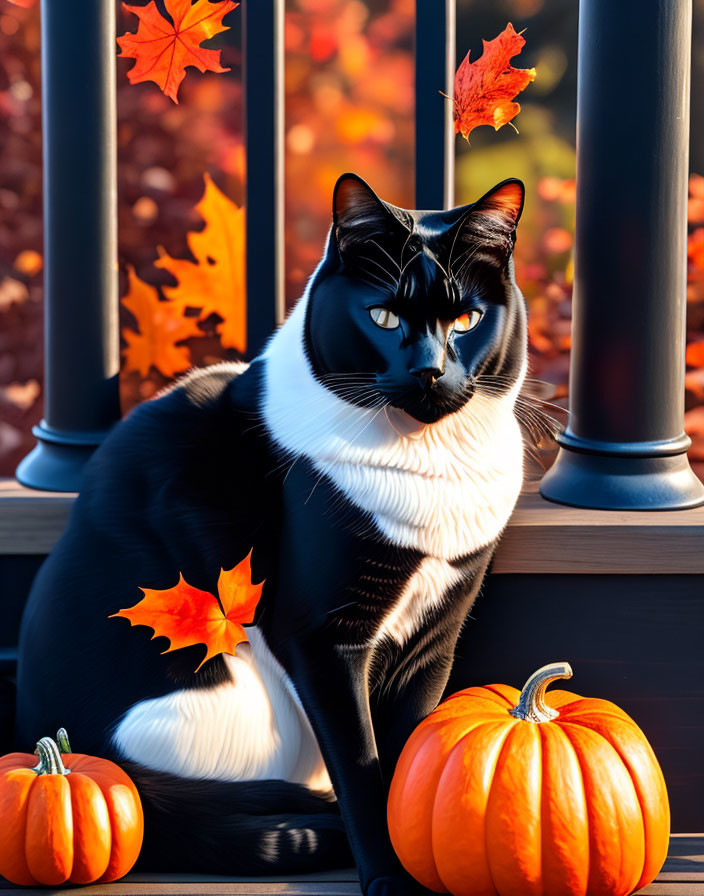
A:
[15, 173, 527, 896]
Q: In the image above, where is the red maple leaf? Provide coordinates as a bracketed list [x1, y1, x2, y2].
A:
[453, 22, 536, 142]
[111, 552, 264, 672]
[117, 0, 238, 104]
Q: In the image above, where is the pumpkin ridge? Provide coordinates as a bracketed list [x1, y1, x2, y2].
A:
[555, 722, 602, 895]
[0, 768, 36, 885]
[597, 734, 648, 892]
[432, 718, 514, 896]
[558, 721, 645, 896]
[559, 715, 668, 890]
[553, 714, 640, 735]
[484, 721, 535, 895]
[431, 695, 508, 723]
[480, 684, 520, 707]
[442, 690, 516, 713]
[67, 773, 112, 884]
[554, 702, 634, 724]
[538, 721, 589, 896]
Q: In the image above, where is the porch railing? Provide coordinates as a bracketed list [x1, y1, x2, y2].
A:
[15, 0, 704, 511]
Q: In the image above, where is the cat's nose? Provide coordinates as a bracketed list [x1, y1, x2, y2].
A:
[410, 366, 444, 390]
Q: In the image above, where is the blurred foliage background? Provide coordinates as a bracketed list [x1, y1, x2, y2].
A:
[1, 0, 703, 478]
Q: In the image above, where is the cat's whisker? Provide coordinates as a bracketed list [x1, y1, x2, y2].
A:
[319, 372, 376, 381]
[399, 228, 415, 267]
[356, 255, 399, 289]
[450, 241, 478, 272]
[366, 239, 402, 273]
[453, 246, 482, 282]
[430, 254, 451, 282]
[400, 250, 423, 276]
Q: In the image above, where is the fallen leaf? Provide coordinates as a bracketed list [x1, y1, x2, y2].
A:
[111, 551, 264, 672]
[117, 0, 238, 104]
[453, 22, 536, 142]
[121, 265, 203, 377]
[155, 173, 246, 352]
[5, 0, 37, 6]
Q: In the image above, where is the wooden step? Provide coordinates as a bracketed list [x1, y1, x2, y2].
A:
[0, 835, 700, 895]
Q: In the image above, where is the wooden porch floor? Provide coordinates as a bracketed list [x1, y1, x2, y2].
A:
[0, 835, 700, 895]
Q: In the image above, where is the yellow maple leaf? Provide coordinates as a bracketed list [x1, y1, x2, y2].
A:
[155, 174, 246, 353]
[121, 266, 203, 377]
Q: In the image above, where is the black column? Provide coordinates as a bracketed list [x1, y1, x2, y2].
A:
[415, 0, 455, 210]
[17, 0, 120, 492]
[243, 0, 285, 358]
[540, 0, 704, 509]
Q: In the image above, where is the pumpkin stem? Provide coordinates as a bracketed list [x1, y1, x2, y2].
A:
[33, 736, 71, 776]
[509, 661, 573, 723]
[56, 728, 72, 753]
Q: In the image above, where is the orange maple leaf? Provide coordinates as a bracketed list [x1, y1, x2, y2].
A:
[453, 22, 536, 142]
[155, 174, 246, 353]
[121, 265, 203, 377]
[117, 0, 238, 104]
[111, 551, 264, 673]
[6, 0, 37, 6]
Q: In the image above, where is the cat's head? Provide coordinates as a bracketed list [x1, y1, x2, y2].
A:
[304, 173, 527, 424]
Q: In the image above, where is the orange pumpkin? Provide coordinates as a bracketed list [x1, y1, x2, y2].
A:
[388, 662, 670, 896]
[0, 729, 144, 886]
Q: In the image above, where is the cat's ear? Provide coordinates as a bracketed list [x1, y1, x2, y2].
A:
[332, 173, 401, 252]
[451, 179, 525, 268]
[469, 179, 525, 236]
[333, 173, 386, 229]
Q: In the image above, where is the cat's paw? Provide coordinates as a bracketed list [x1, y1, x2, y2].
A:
[366, 875, 433, 895]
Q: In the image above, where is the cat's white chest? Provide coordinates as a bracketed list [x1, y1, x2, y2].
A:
[262, 298, 524, 561]
[375, 556, 464, 646]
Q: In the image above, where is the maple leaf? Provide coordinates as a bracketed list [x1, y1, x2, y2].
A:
[453, 22, 536, 142]
[155, 173, 246, 353]
[117, 0, 238, 104]
[121, 265, 203, 377]
[111, 551, 264, 673]
[6, 0, 38, 7]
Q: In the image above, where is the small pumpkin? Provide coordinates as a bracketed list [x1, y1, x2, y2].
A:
[0, 729, 144, 886]
[388, 662, 670, 896]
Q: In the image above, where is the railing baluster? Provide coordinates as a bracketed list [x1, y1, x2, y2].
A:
[17, 0, 120, 492]
[541, 0, 704, 509]
[415, 0, 455, 211]
[243, 0, 286, 358]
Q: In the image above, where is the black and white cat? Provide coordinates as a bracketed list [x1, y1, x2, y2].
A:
[16, 174, 527, 896]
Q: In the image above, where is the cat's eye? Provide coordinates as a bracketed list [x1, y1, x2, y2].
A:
[452, 310, 482, 333]
[369, 307, 400, 329]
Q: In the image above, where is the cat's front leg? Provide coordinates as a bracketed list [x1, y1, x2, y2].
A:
[373, 648, 456, 788]
[278, 634, 423, 896]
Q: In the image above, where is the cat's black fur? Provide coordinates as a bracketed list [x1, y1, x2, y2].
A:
[15, 174, 526, 896]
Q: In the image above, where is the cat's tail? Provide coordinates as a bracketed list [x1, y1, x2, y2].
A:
[121, 762, 352, 875]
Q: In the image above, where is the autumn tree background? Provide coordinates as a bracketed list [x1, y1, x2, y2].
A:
[1, 0, 704, 478]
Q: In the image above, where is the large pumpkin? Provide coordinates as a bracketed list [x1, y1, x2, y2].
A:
[0, 729, 143, 886]
[388, 662, 670, 896]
